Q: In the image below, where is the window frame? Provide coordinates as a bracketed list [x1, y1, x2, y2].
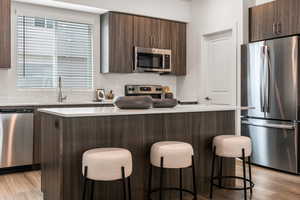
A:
[13, 2, 99, 92]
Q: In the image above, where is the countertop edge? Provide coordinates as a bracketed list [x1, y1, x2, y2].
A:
[38, 106, 238, 118]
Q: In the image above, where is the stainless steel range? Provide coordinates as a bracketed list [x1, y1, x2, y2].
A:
[125, 85, 163, 99]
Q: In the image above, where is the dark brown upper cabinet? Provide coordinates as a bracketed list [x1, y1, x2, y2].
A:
[276, 0, 300, 36]
[101, 12, 187, 75]
[134, 16, 180, 50]
[100, 12, 134, 73]
[159, 20, 172, 50]
[0, 0, 11, 68]
[133, 16, 159, 48]
[133, 16, 186, 75]
[134, 16, 159, 48]
[171, 22, 187, 75]
[249, 2, 276, 42]
[275, 0, 291, 37]
[250, 0, 300, 42]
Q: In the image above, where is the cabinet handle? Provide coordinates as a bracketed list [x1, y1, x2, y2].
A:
[272, 23, 277, 34]
[151, 35, 154, 47]
[277, 23, 282, 34]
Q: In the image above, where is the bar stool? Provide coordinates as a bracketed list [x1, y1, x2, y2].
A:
[210, 135, 254, 200]
[82, 148, 133, 200]
[148, 141, 197, 200]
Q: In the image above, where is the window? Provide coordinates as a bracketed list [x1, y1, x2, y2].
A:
[17, 16, 93, 89]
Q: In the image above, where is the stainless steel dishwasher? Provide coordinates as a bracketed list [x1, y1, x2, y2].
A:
[0, 108, 34, 168]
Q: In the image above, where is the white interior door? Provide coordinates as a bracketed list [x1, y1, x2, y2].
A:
[203, 29, 237, 105]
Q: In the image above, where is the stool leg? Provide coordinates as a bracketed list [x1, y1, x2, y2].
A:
[248, 156, 253, 194]
[160, 157, 164, 200]
[179, 168, 183, 200]
[192, 155, 198, 200]
[148, 164, 152, 200]
[210, 146, 216, 199]
[219, 157, 223, 187]
[122, 167, 127, 200]
[82, 166, 88, 200]
[128, 176, 132, 200]
[89, 180, 95, 200]
[242, 149, 247, 200]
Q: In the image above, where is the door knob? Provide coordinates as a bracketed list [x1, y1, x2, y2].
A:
[205, 97, 212, 101]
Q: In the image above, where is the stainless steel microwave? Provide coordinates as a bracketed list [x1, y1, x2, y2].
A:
[134, 47, 172, 73]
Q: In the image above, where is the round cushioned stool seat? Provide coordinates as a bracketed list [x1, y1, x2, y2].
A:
[213, 135, 252, 158]
[151, 141, 194, 169]
[82, 148, 132, 181]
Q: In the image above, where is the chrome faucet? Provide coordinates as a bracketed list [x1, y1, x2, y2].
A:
[58, 76, 67, 103]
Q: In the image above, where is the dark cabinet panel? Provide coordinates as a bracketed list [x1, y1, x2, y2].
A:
[290, 0, 300, 35]
[277, 0, 300, 36]
[0, 0, 11, 68]
[158, 20, 172, 49]
[276, 0, 291, 37]
[101, 12, 134, 73]
[249, 2, 276, 42]
[250, 0, 300, 42]
[101, 12, 187, 75]
[133, 16, 160, 48]
[171, 22, 187, 75]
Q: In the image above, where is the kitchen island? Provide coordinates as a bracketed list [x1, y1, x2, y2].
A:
[39, 105, 237, 200]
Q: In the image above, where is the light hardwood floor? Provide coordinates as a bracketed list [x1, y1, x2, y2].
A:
[0, 161, 299, 200]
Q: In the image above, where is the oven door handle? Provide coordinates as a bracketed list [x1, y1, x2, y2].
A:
[241, 120, 295, 130]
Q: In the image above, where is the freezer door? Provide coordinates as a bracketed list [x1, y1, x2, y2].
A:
[241, 118, 298, 174]
[241, 42, 266, 118]
[265, 36, 298, 121]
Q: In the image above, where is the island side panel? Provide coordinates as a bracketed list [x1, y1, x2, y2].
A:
[62, 116, 112, 200]
[40, 113, 64, 200]
[188, 111, 236, 194]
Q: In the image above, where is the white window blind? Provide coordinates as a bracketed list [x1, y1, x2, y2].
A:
[17, 16, 93, 89]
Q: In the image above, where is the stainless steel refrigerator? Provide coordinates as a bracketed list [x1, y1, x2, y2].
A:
[241, 36, 299, 174]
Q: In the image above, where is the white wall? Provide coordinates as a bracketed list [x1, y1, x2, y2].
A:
[177, 0, 244, 102]
[0, 1, 191, 103]
[256, 0, 274, 5]
[57, 0, 191, 22]
[176, 0, 256, 134]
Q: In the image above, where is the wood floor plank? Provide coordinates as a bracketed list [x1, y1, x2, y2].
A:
[0, 160, 299, 200]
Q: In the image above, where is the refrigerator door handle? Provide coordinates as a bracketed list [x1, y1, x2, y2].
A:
[241, 120, 295, 130]
[260, 46, 266, 112]
[265, 46, 271, 113]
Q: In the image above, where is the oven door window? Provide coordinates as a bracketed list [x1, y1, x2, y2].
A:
[137, 53, 163, 69]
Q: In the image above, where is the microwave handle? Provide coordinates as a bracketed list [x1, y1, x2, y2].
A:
[134, 47, 137, 72]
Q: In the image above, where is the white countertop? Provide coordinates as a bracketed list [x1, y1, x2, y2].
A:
[38, 104, 239, 117]
[0, 100, 113, 107]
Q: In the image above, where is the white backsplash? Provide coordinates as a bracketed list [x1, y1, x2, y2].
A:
[0, 71, 177, 103]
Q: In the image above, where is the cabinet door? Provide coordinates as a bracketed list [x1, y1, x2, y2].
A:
[158, 20, 171, 49]
[290, 0, 300, 35]
[171, 22, 186, 75]
[249, 2, 276, 42]
[0, 0, 11, 68]
[109, 13, 134, 73]
[276, 0, 292, 37]
[134, 16, 160, 48]
[276, 0, 299, 36]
